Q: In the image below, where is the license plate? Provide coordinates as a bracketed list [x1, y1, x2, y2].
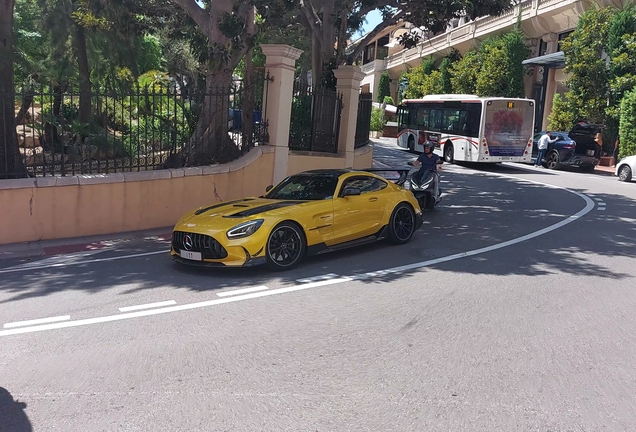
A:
[587, 150, 595, 156]
[180, 250, 202, 261]
[501, 156, 512, 160]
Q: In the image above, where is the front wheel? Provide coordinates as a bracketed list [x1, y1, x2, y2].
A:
[266, 222, 306, 271]
[388, 203, 416, 245]
[618, 165, 632, 182]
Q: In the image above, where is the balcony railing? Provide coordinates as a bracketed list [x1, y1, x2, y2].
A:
[377, 0, 580, 73]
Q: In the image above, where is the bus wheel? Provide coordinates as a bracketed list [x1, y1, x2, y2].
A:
[408, 136, 415, 152]
[444, 143, 454, 163]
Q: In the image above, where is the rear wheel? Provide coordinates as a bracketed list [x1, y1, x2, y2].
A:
[545, 150, 561, 170]
[388, 203, 416, 245]
[444, 143, 454, 163]
[618, 165, 632, 182]
[266, 222, 305, 270]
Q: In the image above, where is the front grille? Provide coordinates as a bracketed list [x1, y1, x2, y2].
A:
[172, 231, 228, 259]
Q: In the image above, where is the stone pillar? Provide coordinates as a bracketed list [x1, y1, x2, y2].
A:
[334, 66, 366, 168]
[260, 44, 303, 184]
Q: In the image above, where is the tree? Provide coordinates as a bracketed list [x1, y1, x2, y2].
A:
[303, 0, 513, 89]
[619, 88, 636, 159]
[377, 72, 390, 102]
[547, 93, 574, 132]
[1, 0, 27, 178]
[168, 0, 301, 163]
[439, 57, 452, 94]
[560, 6, 613, 127]
[450, 50, 480, 94]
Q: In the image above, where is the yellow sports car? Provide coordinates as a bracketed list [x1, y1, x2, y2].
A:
[171, 169, 423, 270]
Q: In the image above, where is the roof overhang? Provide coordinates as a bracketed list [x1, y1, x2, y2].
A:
[522, 51, 565, 67]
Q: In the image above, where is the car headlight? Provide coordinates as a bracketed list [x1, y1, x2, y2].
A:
[227, 219, 264, 239]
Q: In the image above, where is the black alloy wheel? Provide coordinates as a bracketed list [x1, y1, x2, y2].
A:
[546, 150, 561, 170]
[388, 203, 416, 245]
[266, 222, 305, 270]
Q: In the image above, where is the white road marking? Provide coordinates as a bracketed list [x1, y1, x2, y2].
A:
[594, 198, 604, 202]
[118, 300, 177, 312]
[216, 286, 269, 297]
[0, 278, 350, 336]
[4, 315, 70, 329]
[597, 208, 606, 211]
[0, 175, 597, 337]
[296, 273, 340, 283]
[0, 250, 167, 275]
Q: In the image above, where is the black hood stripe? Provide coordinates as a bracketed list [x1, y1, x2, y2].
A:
[194, 198, 254, 215]
[224, 201, 305, 218]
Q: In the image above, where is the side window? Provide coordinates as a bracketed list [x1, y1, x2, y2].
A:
[416, 108, 429, 129]
[443, 109, 460, 132]
[339, 177, 387, 196]
[397, 106, 407, 128]
[533, 133, 542, 141]
[430, 109, 443, 131]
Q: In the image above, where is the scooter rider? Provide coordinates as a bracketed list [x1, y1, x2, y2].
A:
[412, 141, 442, 197]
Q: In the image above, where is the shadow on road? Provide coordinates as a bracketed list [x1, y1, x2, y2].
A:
[0, 167, 634, 302]
[0, 387, 32, 432]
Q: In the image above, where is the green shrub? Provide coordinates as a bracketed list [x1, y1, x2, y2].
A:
[370, 107, 386, 132]
[377, 72, 391, 102]
[619, 88, 636, 159]
[383, 96, 395, 105]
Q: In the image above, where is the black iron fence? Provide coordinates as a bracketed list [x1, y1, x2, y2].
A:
[355, 92, 373, 148]
[1, 71, 270, 178]
[289, 82, 343, 153]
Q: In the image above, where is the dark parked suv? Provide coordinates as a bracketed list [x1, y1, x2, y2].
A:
[532, 122, 604, 172]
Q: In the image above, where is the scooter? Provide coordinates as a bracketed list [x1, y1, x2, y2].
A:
[407, 160, 443, 210]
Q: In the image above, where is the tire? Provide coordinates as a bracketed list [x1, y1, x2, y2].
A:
[407, 135, 415, 152]
[618, 165, 632, 182]
[444, 143, 454, 163]
[545, 150, 561, 170]
[265, 221, 306, 270]
[388, 203, 416, 245]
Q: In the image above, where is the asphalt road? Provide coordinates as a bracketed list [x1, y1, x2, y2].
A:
[1, 139, 635, 431]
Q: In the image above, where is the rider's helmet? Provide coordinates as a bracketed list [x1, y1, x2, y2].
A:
[423, 141, 434, 151]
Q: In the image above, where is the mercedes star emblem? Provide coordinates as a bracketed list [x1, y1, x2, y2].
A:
[183, 235, 193, 251]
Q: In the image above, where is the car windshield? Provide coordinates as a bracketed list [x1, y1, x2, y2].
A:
[265, 174, 339, 200]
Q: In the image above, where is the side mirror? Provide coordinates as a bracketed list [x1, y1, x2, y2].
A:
[265, 185, 273, 192]
[342, 187, 361, 197]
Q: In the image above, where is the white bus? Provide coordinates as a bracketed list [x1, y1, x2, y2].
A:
[396, 95, 535, 163]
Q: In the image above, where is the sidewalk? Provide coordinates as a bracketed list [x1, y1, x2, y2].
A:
[0, 227, 172, 260]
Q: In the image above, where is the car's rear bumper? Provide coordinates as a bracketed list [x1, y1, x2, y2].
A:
[562, 154, 599, 167]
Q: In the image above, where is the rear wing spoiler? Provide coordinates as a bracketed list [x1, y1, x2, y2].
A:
[361, 168, 411, 187]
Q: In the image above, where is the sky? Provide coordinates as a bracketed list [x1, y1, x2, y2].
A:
[358, 10, 383, 37]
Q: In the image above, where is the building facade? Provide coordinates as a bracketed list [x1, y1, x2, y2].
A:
[353, 0, 628, 131]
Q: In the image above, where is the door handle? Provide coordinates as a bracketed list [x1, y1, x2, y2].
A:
[368, 197, 378, 202]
